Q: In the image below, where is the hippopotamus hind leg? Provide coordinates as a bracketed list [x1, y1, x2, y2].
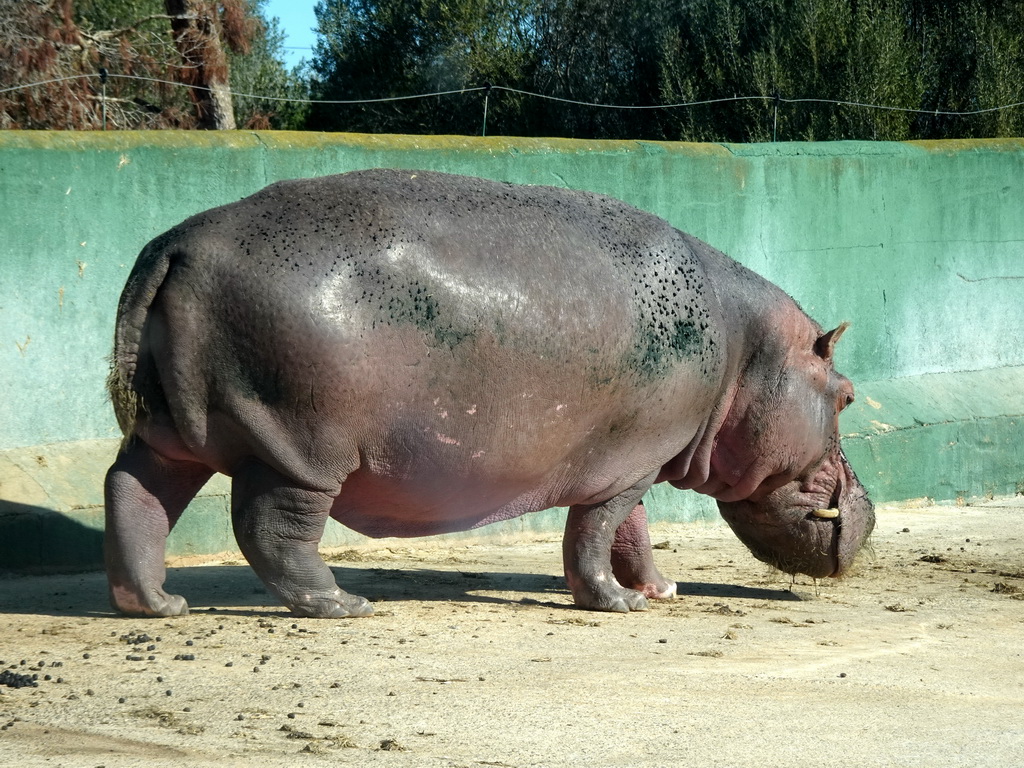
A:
[105, 441, 214, 617]
[230, 459, 373, 618]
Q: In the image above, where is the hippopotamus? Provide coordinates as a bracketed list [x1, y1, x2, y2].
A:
[105, 169, 874, 619]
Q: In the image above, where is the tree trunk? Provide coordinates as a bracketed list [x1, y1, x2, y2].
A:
[164, 0, 236, 129]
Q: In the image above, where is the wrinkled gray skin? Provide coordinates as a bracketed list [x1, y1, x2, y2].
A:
[105, 169, 874, 618]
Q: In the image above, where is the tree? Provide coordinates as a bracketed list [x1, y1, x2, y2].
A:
[306, 0, 1024, 140]
[163, 0, 249, 129]
[0, 0, 306, 130]
[307, 0, 537, 134]
[228, 4, 311, 130]
[0, 0, 120, 130]
[650, 0, 924, 142]
[907, 0, 1024, 138]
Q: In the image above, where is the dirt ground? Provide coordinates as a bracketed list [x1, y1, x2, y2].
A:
[1, 500, 1022, 768]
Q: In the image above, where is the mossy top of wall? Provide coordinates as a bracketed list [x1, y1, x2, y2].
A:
[3, 129, 1021, 151]
[0, 129, 742, 154]
[1, 132, 1022, 451]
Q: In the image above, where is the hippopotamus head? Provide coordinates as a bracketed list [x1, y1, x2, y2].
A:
[712, 315, 874, 579]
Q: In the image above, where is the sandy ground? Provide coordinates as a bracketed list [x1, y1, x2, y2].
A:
[1, 499, 1022, 768]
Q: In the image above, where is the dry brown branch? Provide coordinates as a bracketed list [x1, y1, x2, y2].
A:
[0, 1, 256, 130]
[81, 14, 198, 44]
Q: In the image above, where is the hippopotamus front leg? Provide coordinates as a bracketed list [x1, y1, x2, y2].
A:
[230, 460, 373, 619]
[610, 501, 679, 601]
[105, 441, 213, 617]
[563, 473, 676, 612]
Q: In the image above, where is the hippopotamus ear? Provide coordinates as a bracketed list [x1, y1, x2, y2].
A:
[814, 321, 850, 361]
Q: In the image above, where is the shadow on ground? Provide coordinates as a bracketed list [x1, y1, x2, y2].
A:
[0, 559, 803, 619]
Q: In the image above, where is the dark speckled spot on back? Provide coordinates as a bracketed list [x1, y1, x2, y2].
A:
[392, 280, 475, 349]
[623, 237, 714, 379]
[669, 317, 703, 356]
[632, 316, 709, 376]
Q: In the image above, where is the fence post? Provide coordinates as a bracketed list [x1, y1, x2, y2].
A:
[99, 68, 108, 130]
[772, 91, 780, 142]
[481, 83, 492, 137]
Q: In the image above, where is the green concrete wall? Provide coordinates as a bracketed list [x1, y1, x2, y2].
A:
[1, 132, 1022, 568]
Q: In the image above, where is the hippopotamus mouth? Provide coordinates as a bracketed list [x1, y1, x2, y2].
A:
[716, 450, 875, 579]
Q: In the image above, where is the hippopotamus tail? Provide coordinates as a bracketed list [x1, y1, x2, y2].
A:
[107, 238, 175, 441]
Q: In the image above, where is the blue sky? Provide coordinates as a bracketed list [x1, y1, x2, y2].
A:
[263, 1, 319, 69]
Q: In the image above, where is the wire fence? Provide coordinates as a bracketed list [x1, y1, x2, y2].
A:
[3, 71, 1024, 138]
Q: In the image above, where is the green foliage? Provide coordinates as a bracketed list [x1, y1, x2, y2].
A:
[307, 0, 535, 133]
[306, 0, 1024, 140]
[524, 0, 676, 139]
[74, 0, 163, 27]
[229, 1, 311, 129]
[656, 0, 925, 141]
[910, 0, 1024, 138]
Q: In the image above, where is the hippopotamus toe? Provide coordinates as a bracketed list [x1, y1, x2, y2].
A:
[287, 591, 374, 619]
[110, 587, 189, 618]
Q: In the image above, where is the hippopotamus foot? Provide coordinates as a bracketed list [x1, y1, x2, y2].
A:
[231, 460, 374, 619]
[111, 588, 190, 618]
[569, 579, 651, 613]
[563, 475, 669, 612]
[105, 440, 213, 617]
[287, 589, 374, 619]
